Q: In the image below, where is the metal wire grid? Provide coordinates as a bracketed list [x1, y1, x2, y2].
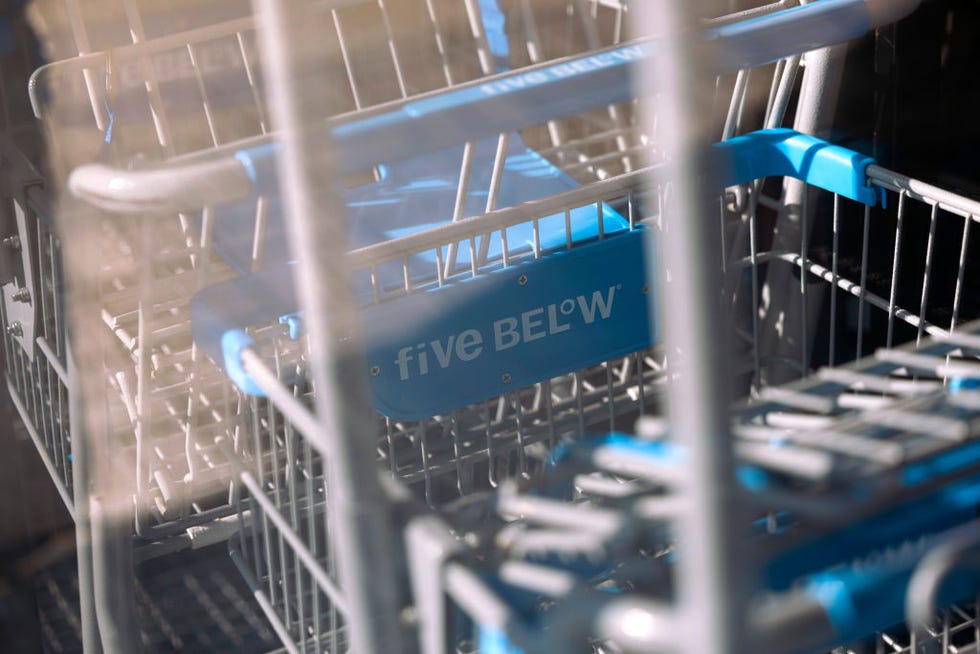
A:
[0, 143, 75, 513]
[722, 167, 980, 400]
[414, 320, 980, 654]
[12, 0, 807, 537]
[14, 0, 658, 534]
[218, 120, 980, 650]
[836, 601, 980, 654]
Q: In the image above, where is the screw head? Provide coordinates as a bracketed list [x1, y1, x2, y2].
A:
[369, 365, 380, 377]
[501, 372, 511, 384]
[11, 287, 30, 304]
[517, 274, 528, 286]
[642, 284, 650, 294]
[6, 321, 22, 337]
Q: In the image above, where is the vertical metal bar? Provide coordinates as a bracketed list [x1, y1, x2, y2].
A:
[185, 42, 221, 145]
[423, 0, 456, 87]
[885, 191, 906, 348]
[829, 194, 840, 365]
[67, 346, 104, 654]
[916, 204, 938, 344]
[238, 30, 270, 134]
[748, 193, 761, 387]
[477, 132, 512, 264]
[721, 68, 750, 140]
[251, 2, 405, 652]
[950, 215, 972, 331]
[377, 0, 409, 98]
[800, 189, 809, 373]
[90, 494, 142, 654]
[331, 10, 365, 110]
[462, 0, 498, 76]
[63, 0, 108, 130]
[269, 397, 294, 630]
[757, 44, 842, 385]
[635, 4, 742, 654]
[517, 0, 566, 154]
[251, 196, 270, 272]
[445, 141, 477, 276]
[303, 435, 322, 654]
[856, 205, 872, 358]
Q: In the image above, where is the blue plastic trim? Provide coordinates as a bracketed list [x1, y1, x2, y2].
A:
[803, 536, 980, 642]
[903, 441, 980, 486]
[806, 576, 858, 639]
[201, 128, 883, 401]
[279, 313, 303, 340]
[764, 474, 980, 590]
[479, 0, 511, 72]
[951, 377, 980, 393]
[709, 128, 881, 207]
[478, 629, 525, 654]
[221, 329, 264, 396]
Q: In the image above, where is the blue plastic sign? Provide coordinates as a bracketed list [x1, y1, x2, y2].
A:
[363, 229, 655, 421]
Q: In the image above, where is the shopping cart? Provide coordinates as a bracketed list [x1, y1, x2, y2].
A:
[227, 118, 979, 652]
[7, 0, 662, 648]
[19, 0, 940, 651]
[420, 320, 980, 654]
[67, 3, 939, 652]
[15, 0, 661, 538]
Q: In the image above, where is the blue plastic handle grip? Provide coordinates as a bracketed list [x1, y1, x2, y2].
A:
[803, 535, 980, 642]
[764, 474, 980, 591]
[708, 128, 882, 206]
[198, 128, 880, 400]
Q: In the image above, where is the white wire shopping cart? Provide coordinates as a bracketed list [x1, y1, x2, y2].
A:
[57, 2, 959, 652]
[7, 0, 660, 650]
[213, 117, 980, 652]
[16, 0, 665, 538]
[14, 0, 961, 652]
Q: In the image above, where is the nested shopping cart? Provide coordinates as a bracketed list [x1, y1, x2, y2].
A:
[205, 4, 980, 653]
[17, 0, 975, 651]
[9, 0, 672, 648]
[422, 319, 980, 654]
[215, 122, 980, 653]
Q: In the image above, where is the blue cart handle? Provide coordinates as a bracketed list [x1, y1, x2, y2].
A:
[193, 127, 883, 398]
[69, 0, 917, 213]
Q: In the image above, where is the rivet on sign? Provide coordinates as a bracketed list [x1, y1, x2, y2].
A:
[517, 275, 528, 286]
[370, 365, 380, 377]
[642, 284, 650, 294]
[501, 372, 511, 384]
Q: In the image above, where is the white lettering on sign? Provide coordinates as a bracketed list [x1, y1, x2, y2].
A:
[391, 285, 619, 381]
[478, 43, 648, 97]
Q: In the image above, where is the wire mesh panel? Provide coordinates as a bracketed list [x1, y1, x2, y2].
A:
[15, 0, 710, 535]
[413, 320, 980, 653]
[212, 121, 980, 650]
[11, 0, 810, 536]
[17, 0, 960, 651]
